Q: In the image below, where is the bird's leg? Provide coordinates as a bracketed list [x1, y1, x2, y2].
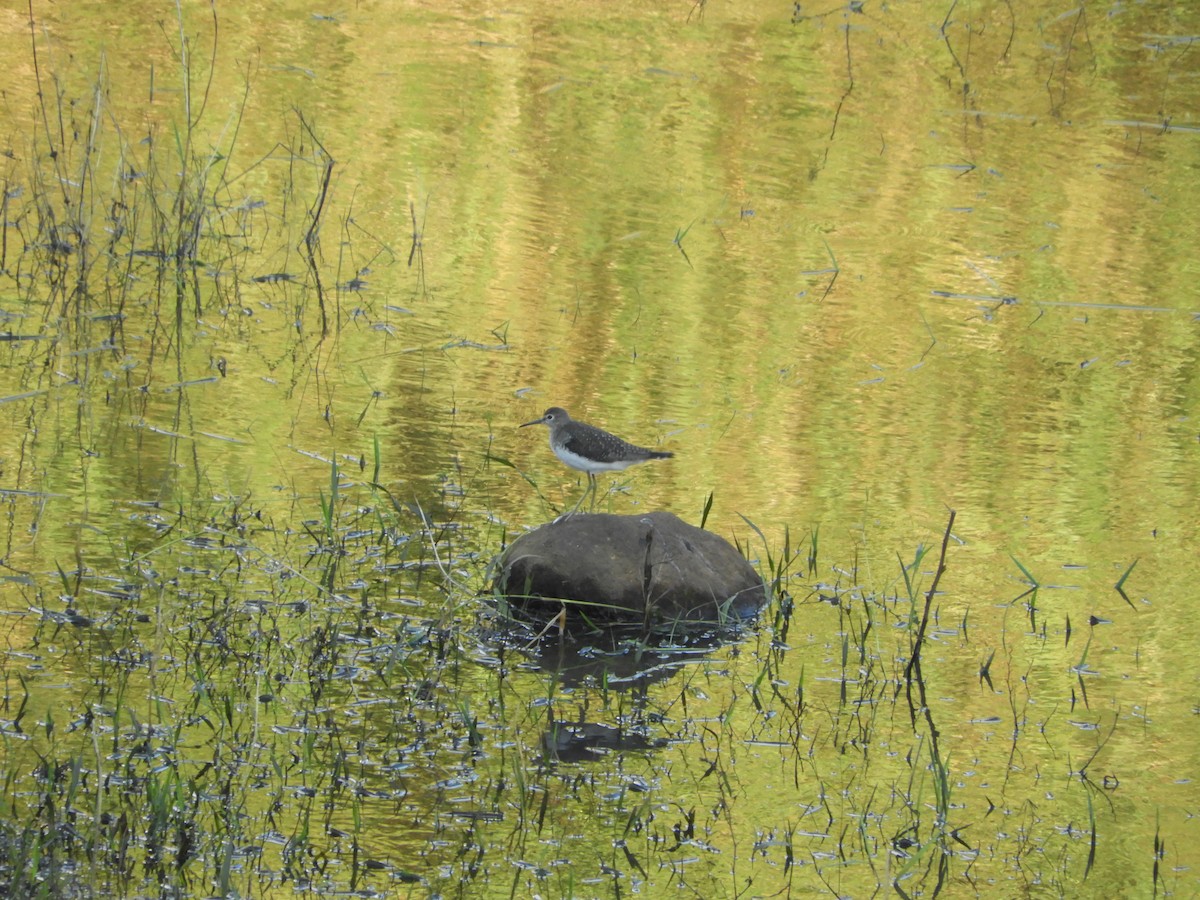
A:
[567, 475, 590, 516]
[587, 473, 598, 512]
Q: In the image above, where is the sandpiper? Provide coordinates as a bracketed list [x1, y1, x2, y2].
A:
[521, 406, 673, 513]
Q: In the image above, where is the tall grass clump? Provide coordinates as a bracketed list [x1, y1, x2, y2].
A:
[3, 2, 340, 414]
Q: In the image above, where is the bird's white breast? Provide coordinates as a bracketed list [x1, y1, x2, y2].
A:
[552, 443, 637, 473]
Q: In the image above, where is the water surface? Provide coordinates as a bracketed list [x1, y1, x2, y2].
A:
[0, 1, 1197, 896]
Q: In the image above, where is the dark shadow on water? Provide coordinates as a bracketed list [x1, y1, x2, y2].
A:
[527, 623, 741, 690]
[486, 609, 757, 763]
[541, 714, 669, 763]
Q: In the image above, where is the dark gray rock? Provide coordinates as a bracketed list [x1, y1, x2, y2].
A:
[495, 512, 767, 626]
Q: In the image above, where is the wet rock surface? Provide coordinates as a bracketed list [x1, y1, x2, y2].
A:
[495, 512, 767, 625]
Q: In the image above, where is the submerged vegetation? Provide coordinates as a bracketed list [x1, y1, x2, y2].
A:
[0, 4, 1188, 899]
[0, 463, 1160, 897]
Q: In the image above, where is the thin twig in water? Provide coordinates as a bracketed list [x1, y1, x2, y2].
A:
[818, 239, 839, 302]
[408, 196, 429, 293]
[917, 310, 937, 363]
[1114, 557, 1138, 609]
[673, 220, 694, 268]
[904, 509, 956, 685]
[297, 111, 334, 335]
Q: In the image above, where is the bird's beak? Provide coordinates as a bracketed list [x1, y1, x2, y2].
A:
[520, 416, 545, 428]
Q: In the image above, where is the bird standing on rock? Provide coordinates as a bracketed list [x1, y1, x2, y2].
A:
[520, 407, 673, 513]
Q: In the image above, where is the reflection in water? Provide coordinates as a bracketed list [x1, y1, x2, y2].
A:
[520, 620, 748, 690]
[0, 0, 1197, 896]
[542, 719, 668, 764]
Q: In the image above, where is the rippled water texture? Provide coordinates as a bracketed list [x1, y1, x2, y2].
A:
[0, 1, 1197, 896]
